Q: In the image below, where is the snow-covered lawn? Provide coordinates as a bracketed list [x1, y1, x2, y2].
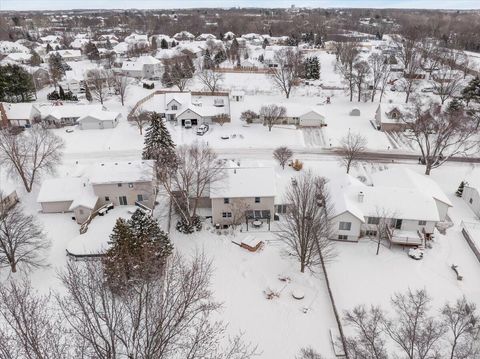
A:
[173, 230, 338, 358]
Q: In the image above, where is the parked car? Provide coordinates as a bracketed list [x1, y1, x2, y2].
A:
[196, 124, 209, 136]
[184, 119, 192, 129]
[65, 128, 74, 133]
[421, 87, 434, 93]
[408, 248, 424, 260]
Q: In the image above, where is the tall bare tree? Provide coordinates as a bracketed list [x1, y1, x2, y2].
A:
[269, 48, 303, 98]
[368, 53, 389, 102]
[114, 75, 128, 106]
[0, 204, 49, 273]
[394, 33, 422, 103]
[383, 289, 445, 359]
[0, 278, 70, 358]
[276, 171, 335, 273]
[338, 132, 367, 174]
[260, 104, 286, 132]
[157, 142, 224, 232]
[441, 297, 480, 359]
[0, 125, 64, 192]
[337, 42, 359, 102]
[403, 102, 478, 175]
[344, 305, 388, 359]
[273, 146, 293, 169]
[197, 69, 224, 93]
[354, 60, 370, 102]
[129, 107, 150, 135]
[86, 69, 108, 104]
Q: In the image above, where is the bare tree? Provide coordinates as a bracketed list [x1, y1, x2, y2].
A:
[57, 253, 258, 358]
[0, 278, 70, 358]
[368, 53, 389, 102]
[212, 114, 230, 126]
[273, 146, 293, 169]
[378, 64, 391, 103]
[441, 297, 480, 359]
[170, 59, 193, 92]
[344, 305, 388, 359]
[0, 125, 64, 192]
[129, 107, 150, 135]
[337, 42, 359, 102]
[114, 75, 129, 106]
[276, 171, 335, 273]
[338, 132, 367, 174]
[383, 289, 445, 359]
[197, 69, 224, 93]
[86, 69, 108, 104]
[269, 48, 303, 98]
[296, 347, 324, 359]
[403, 102, 478, 175]
[394, 33, 422, 103]
[432, 52, 464, 105]
[0, 204, 49, 273]
[260, 104, 286, 132]
[354, 60, 370, 102]
[158, 142, 224, 231]
[228, 199, 250, 230]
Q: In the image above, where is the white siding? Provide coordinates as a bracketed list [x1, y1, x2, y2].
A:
[463, 186, 480, 218]
[331, 211, 362, 241]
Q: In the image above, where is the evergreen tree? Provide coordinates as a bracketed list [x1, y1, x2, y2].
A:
[213, 50, 226, 65]
[456, 181, 466, 197]
[160, 38, 168, 49]
[203, 49, 213, 69]
[161, 66, 173, 87]
[142, 112, 176, 169]
[258, 54, 264, 63]
[84, 41, 100, 61]
[171, 40, 177, 47]
[30, 50, 41, 66]
[46, 43, 53, 53]
[448, 98, 463, 113]
[48, 53, 65, 90]
[150, 36, 158, 51]
[85, 84, 92, 102]
[304, 56, 320, 80]
[262, 38, 269, 49]
[183, 56, 195, 77]
[58, 85, 65, 100]
[105, 38, 112, 49]
[0, 64, 35, 102]
[461, 76, 480, 105]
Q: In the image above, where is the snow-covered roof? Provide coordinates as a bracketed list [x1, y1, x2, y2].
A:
[5, 52, 32, 62]
[125, 33, 148, 44]
[37, 177, 93, 204]
[376, 103, 414, 124]
[113, 42, 129, 54]
[78, 111, 120, 122]
[40, 104, 104, 120]
[2, 102, 40, 119]
[329, 173, 440, 222]
[196, 33, 216, 40]
[173, 31, 195, 40]
[87, 160, 155, 185]
[210, 167, 276, 199]
[0, 41, 30, 54]
[371, 168, 452, 207]
[223, 31, 235, 39]
[48, 49, 82, 59]
[122, 55, 161, 70]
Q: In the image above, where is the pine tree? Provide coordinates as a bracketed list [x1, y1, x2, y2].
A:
[58, 85, 65, 100]
[160, 38, 168, 49]
[304, 56, 320, 80]
[46, 43, 53, 53]
[0, 64, 35, 102]
[30, 50, 41, 66]
[203, 49, 213, 69]
[183, 57, 195, 78]
[161, 66, 173, 87]
[142, 112, 176, 168]
[461, 77, 480, 106]
[456, 181, 466, 197]
[85, 41, 100, 61]
[262, 38, 269, 49]
[85, 84, 92, 102]
[48, 53, 65, 90]
[213, 50, 226, 65]
[105, 38, 112, 49]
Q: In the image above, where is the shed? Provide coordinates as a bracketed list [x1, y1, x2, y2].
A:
[350, 108, 361, 116]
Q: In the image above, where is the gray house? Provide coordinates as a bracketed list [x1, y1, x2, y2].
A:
[37, 160, 156, 224]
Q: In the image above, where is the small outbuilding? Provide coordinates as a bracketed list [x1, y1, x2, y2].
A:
[78, 111, 121, 130]
[350, 108, 361, 116]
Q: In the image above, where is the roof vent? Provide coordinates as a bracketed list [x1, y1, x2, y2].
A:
[358, 191, 364, 203]
[234, 169, 237, 174]
[100, 163, 104, 166]
[115, 162, 118, 165]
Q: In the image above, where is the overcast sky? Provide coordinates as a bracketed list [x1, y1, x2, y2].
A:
[1, 0, 479, 11]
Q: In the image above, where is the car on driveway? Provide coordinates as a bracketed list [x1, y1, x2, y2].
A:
[196, 124, 209, 136]
[408, 247, 424, 260]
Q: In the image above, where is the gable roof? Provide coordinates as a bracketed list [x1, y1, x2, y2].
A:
[210, 167, 276, 199]
[86, 160, 155, 185]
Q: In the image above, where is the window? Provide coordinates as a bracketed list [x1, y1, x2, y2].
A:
[128, 183, 133, 188]
[119, 196, 128, 205]
[338, 235, 348, 240]
[105, 196, 110, 201]
[470, 198, 473, 204]
[365, 230, 377, 237]
[418, 220, 427, 226]
[137, 194, 144, 202]
[255, 197, 261, 203]
[222, 212, 232, 218]
[339, 222, 352, 231]
[394, 219, 403, 230]
[171, 105, 178, 111]
[117, 183, 122, 187]
[276, 204, 287, 214]
[224, 198, 230, 204]
[367, 217, 380, 225]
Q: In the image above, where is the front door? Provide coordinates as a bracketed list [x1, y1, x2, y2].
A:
[394, 219, 402, 230]
[119, 196, 128, 205]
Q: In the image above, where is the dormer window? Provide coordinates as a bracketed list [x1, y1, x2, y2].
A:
[171, 105, 178, 111]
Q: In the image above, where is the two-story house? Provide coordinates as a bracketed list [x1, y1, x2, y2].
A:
[37, 160, 156, 224]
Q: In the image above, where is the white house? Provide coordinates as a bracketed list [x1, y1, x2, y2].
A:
[124, 33, 149, 46]
[374, 103, 413, 132]
[4, 52, 32, 64]
[121, 55, 163, 79]
[173, 31, 195, 41]
[329, 174, 440, 245]
[0, 102, 41, 127]
[40, 104, 105, 126]
[48, 49, 82, 62]
[371, 167, 452, 221]
[77, 111, 121, 130]
[462, 180, 480, 218]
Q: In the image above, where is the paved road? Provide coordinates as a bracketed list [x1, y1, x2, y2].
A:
[62, 147, 480, 165]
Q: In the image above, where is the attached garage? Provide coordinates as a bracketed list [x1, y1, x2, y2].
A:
[298, 110, 325, 127]
[78, 111, 120, 130]
[176, 108, 204, 127]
